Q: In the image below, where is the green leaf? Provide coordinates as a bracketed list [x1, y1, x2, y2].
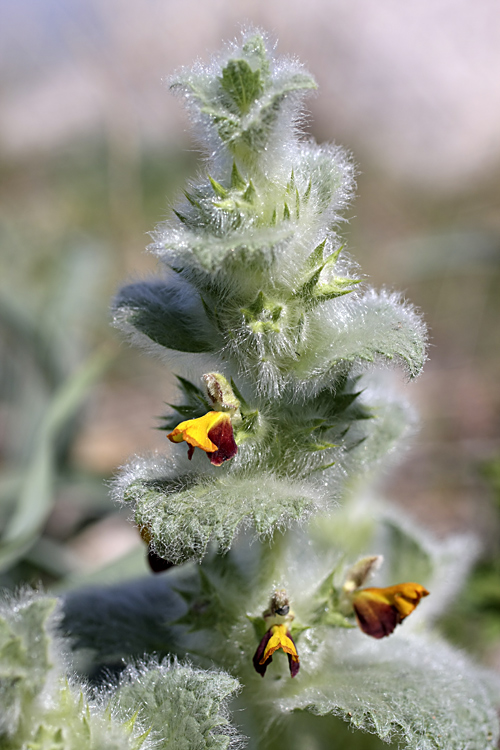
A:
[111, 658, 241, 750]
[61, 575, 184, 661]
[313, 277, 361, 301]
[184, 190, 203, 210]
[305, 240, 326, 270]
[240, 290, 265, 320]
[0, 592, 58, 740]
[175, 375, 208, 403]
[303, 178, 312, 203]
[220, 59, 264, 115]
[230, 161, 246, 190]
[0, 351, 110, 572]
[312, 386, 368, 421]
[124, 469, 320, 565]
[242, 179, 257, 204]
[163, 404, 205, 423]
[303, 441, 337, 452]
[173, 208, 191, 226]
[208, 176, 229, 198]
[229, 378, 249, 410]
[297, 245, 359, 305]
[304, 290, 427, 380]
[159, 375, 212, 431]
[114, 280, 220, 354]
[173, 564, 247, 636]
[277, 631, 500, 749]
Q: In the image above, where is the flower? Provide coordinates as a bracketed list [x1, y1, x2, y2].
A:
[253, 624, 300, 678]
[352, 583, 429, 639]
[138, 525, 173, 573]
[167, 411, 237, 466]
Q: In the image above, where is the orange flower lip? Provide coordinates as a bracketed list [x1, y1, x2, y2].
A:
[253, 624, 300, 678]
[352, 582, 429, 639]
[167, 411, 237, 466]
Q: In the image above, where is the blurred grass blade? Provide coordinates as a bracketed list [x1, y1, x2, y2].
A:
[0, 293, 62, 390]
[0, 349, 112, 572]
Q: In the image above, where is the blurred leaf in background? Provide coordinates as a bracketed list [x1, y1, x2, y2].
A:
[0, 136, 196, 588]
[437, 456, 500, 666]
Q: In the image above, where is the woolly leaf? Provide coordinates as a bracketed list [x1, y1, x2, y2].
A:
[113, 279, 220, 354]
[221, 291, 425, 397]
[276, 630, 500, 750]
[241, 32, 270, 78]
[117, 462, 321, 565]
[171, 33, 316, 156]
[22, 680, 144, 750]
[294, 143, 351, 217]
[295, 289, 427, 384]
[342, 394, 414, 471]
[152, 221, 295, 272]
[0, 592, 58, 740]
[0, 591, 144, 750]
[0, 592, 241, 750]
[113, 380, 416, 567]
[111, 658, 241, 750]
[61, 552, 258, 664]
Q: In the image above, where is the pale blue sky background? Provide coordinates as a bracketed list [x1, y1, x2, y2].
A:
[1, 0, 500, 188]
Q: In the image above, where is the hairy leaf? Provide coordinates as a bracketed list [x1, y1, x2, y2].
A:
[0, 592, 58, 739]
[116, 458, 321, 564]
[172, 36, 315, 155]
[297, 289, 427, 383]
[111, 658, 241, 750]
[113, 280, 220, 354]
[0, 591, 242, 750]
[276, 630, 499, 750]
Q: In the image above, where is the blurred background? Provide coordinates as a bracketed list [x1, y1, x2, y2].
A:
[1, 0, 500, 665]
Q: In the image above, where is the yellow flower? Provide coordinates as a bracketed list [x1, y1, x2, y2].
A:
[352, 583, 429, 639]
[253, 624, 300, 678]
[167, 411, 237, 466]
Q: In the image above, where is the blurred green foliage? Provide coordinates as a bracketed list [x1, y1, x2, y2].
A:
[438, 457, 500, 658]
[0, 137, 195, 589]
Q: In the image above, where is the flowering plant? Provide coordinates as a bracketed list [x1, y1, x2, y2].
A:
[1, 30, 499, 750]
